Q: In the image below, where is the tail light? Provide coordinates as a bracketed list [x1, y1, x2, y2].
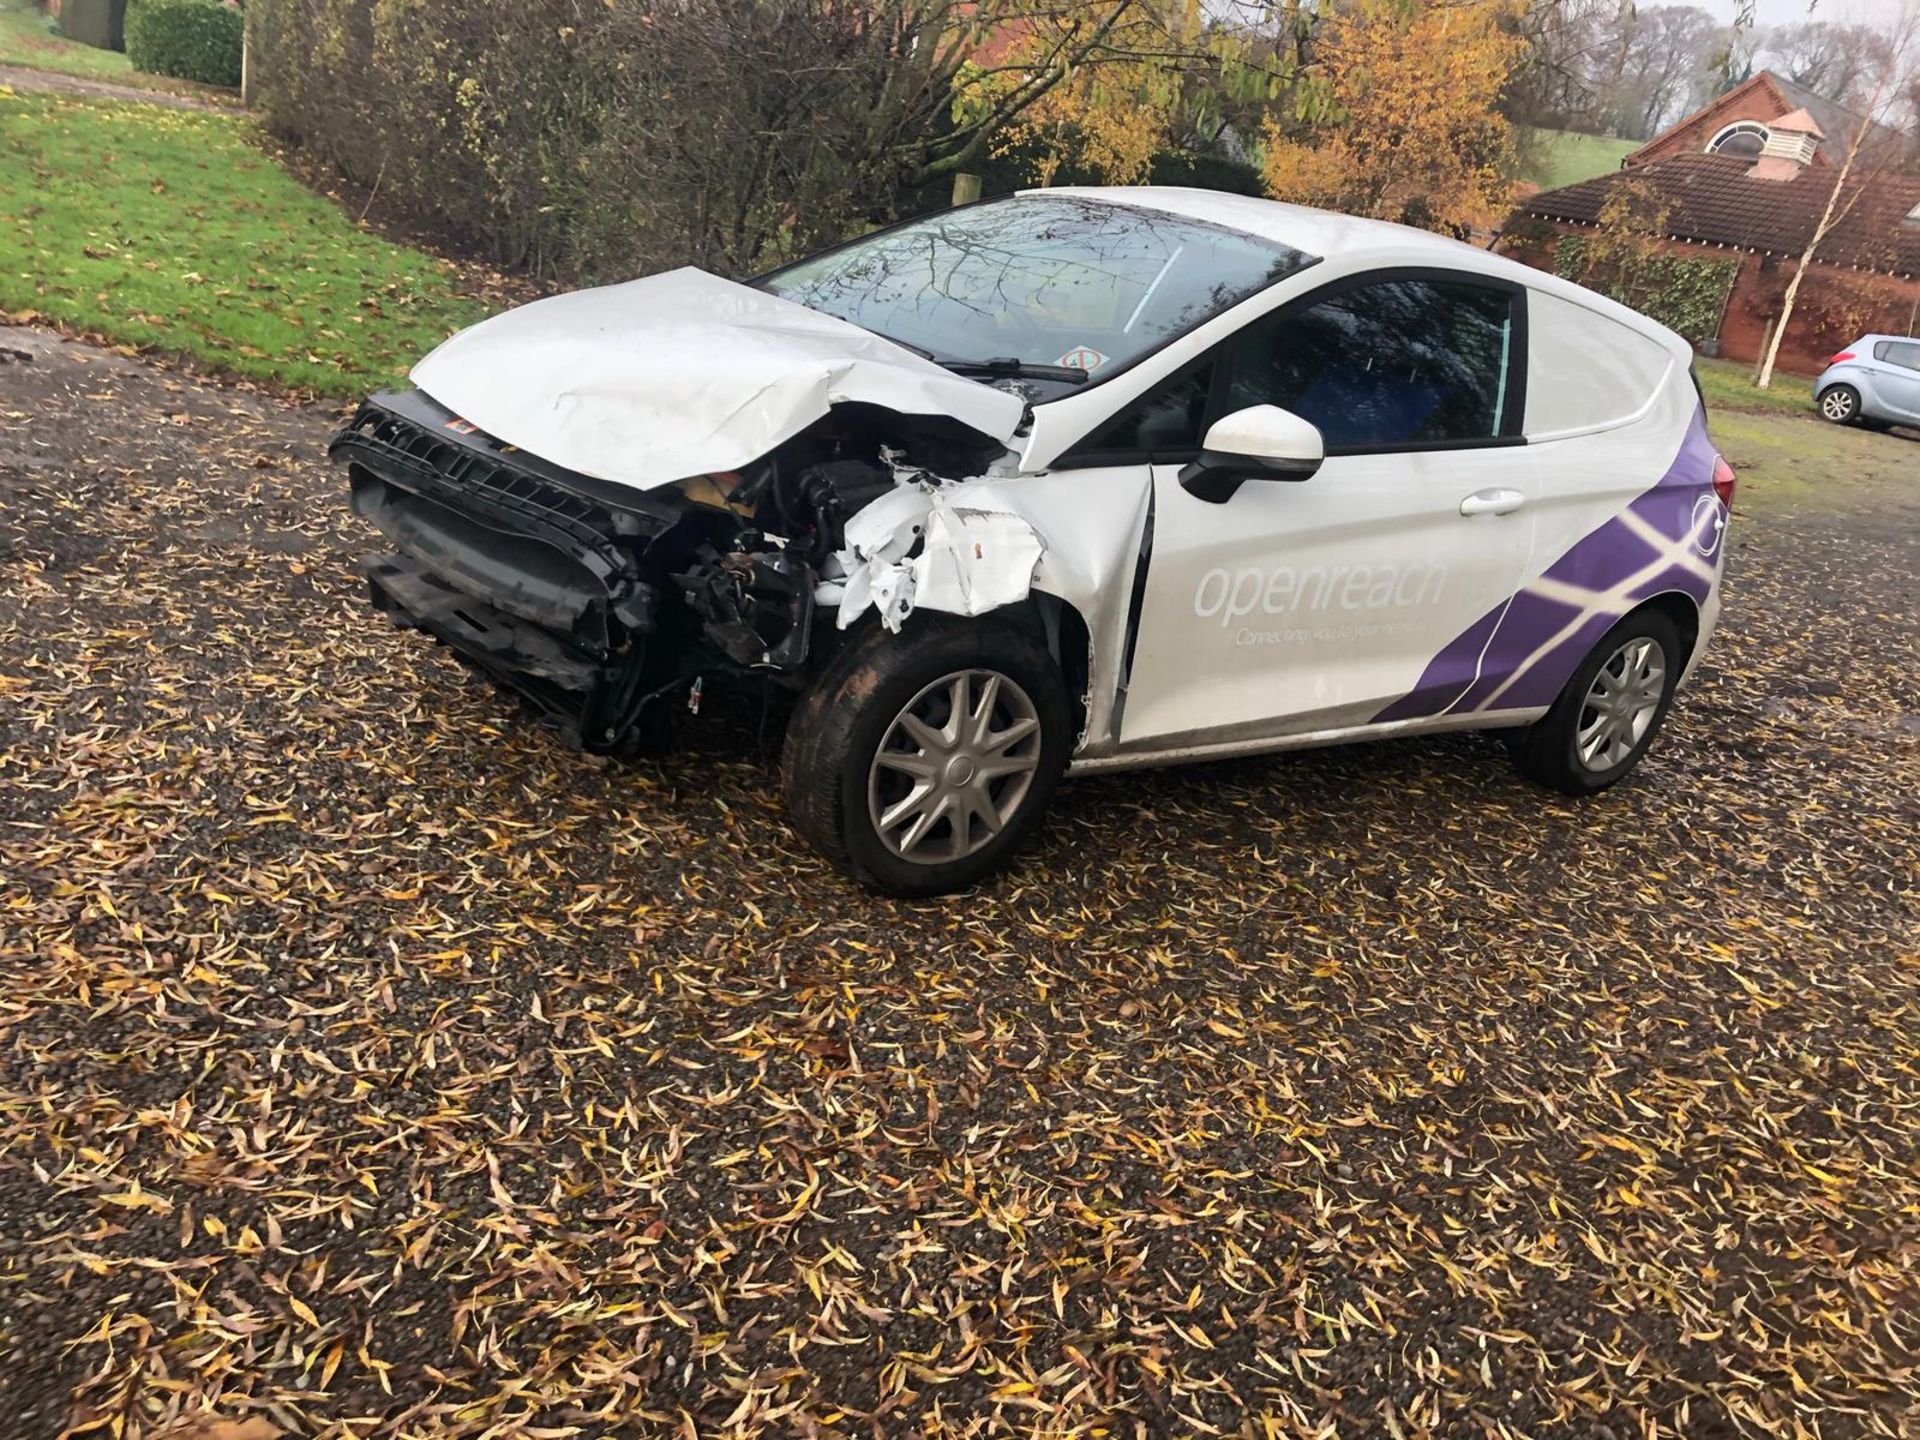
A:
[1827, 351, 1856, 365]
[1711, 454, 1736, 509]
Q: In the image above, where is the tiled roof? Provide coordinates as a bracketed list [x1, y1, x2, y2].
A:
[1517, 152, 1920, 277]
[1769, 74, 1908, 163]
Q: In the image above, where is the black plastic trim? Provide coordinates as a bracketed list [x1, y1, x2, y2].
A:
[1109, 484, 1157, 739]
[330, 394, 671, 661]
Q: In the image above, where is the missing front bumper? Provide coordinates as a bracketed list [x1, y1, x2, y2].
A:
[364, 552, 665, 752]
[335, 393, 682, 752]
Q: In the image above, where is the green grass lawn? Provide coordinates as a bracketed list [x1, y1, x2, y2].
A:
[1518, 128, 1637, 192]
[1694, 356, 1817, 417]
[0, 0, 133, 81]
[0, 88, 490, 395]
[0, 0, 241, 101]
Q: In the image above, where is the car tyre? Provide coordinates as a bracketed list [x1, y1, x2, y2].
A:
[782, 614, 1072, 897]
[1509, 608, 1684, 796]
[1817, 384, 1860, 425]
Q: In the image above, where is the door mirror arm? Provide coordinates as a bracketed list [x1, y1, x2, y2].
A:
[1177, 451, 1321, 503]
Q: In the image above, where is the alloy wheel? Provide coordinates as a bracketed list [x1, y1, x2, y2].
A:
[867, 668, 1042, 864]
[1576, 636, 1666, 772]
[1820, 388, 1855, 422]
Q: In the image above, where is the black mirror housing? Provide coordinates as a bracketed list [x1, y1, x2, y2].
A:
[1177, 450, 1321, 504]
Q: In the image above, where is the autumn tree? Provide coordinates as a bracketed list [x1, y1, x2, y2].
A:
[975, 3, 1194, 185]
[1260, 0, 1526, 236]
[978, 0, 1294, 186]
[1563, 178, 1676, 309]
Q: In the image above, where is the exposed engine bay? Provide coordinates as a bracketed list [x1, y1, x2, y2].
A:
[331, 388, 1039, 754]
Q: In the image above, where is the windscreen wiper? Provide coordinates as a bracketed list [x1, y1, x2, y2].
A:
[939, 357, 1091, 385]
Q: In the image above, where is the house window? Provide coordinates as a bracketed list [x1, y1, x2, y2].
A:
[1706, 121, 1770, 159]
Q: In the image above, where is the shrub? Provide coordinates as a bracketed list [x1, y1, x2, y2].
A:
[247, 0, 1185, 287]
[124, 0, 242, 87]
[250, 0, 922, 282]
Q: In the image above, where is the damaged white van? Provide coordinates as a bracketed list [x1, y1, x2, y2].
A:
[332, 189, 1733, 896]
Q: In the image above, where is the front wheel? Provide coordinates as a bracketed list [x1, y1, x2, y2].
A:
[1818, 384, 1860, 424]
[782, 615, 1072, 896]
[1509, 609, 1683, 795]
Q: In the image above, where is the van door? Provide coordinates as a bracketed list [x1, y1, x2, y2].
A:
[1117, 272, 1540, 749]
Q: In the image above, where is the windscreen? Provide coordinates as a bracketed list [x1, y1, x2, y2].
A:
[758, 196, 1315, 388]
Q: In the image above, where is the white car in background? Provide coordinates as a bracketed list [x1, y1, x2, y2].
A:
[332, 189, 1734, 895]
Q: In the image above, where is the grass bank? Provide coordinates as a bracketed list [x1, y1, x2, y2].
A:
[1694, 356, 1818, 418]
[0, 0, 130, 82]
[0, 0, 233, 99]
[0, 87, 489, 394]
[1517, 128, 1637, 192]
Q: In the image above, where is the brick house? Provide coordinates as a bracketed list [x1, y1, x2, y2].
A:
[1501, 79, 1920, 376]
[1623, 70, 1911, 173]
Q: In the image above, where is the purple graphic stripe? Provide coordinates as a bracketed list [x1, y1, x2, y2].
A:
[1375, 407, 1720, 723]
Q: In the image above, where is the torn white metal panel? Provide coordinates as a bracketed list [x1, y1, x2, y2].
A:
[913, 506, 1045, 617]
[972, 470, 1154, 756]
[840, 484, 936, 567]
[828, 469, 1153, 754]
[409, 268, 1026, 492]
[831, 484, 1046, 634]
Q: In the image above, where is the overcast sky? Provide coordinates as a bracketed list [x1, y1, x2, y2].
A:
[1690, 0, 1909, 29]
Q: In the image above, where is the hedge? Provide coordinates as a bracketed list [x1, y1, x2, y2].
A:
[975, 135, 1265, 201]
[125, 0, 242, 88]
[1148, 149, 1266, 197]
[249, 0, 875, 282]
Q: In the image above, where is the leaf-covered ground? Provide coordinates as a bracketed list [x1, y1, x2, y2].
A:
[1, 328, 1917, 1439]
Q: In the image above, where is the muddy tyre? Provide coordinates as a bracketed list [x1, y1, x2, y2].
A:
[1509, 608, 1683, 795]
[782, 615, 1072, 897]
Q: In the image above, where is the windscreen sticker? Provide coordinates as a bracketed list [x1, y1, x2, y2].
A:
[1056, 345, 1109, 373]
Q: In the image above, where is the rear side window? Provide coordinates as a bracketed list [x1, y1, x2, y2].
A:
[1525, 290, 1674, 437]
[1221, 278, 1517, 448]
[1874, 340, 1920, 371]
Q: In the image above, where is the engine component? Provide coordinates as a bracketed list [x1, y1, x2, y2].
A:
[673, 540, 817, 670]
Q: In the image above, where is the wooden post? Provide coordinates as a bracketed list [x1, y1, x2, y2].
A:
[950, 172, 981, 208]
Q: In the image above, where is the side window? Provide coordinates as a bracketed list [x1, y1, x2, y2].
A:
[1877, 340, 1920, 371]
[1079, 362, 1215, 455]
[1223, 278, 1517, 449]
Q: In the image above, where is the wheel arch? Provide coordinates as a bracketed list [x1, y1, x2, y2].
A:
[995, 591, 1093, 743]
[809, 592, 1093, 739]
[1817, 380, 1861, 414]
[1627, 589, 1700, 664]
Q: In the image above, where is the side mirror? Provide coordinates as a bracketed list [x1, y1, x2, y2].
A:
[1178, 405, 1324, 503]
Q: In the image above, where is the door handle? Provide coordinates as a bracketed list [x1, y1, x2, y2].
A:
[1460, 488, 1525, 517]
